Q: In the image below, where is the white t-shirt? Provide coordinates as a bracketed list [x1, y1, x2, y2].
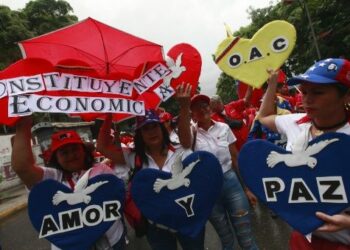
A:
[169, 130, 180, 148]
[123, 146, 192, 172]
[192, 121, 237, 173]
[275, 113, 350, 245]
[41, 163, 124, 249]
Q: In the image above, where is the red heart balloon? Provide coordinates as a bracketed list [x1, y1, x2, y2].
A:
[166, 43, 202, 96]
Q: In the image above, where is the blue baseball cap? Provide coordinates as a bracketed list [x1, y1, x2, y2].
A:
[135, 109, 160, 129]
[288, 58, 350, 88]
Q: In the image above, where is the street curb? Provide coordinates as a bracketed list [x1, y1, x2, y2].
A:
[0, 200, 28, 221]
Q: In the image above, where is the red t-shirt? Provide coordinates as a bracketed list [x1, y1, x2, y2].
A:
[211, 99, 250, 151]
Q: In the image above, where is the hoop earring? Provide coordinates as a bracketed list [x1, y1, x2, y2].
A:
[345, 103, 350, 111]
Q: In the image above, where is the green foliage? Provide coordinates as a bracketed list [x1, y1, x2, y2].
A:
[0, 6, 33, 69]
[216, 72, 238, 104]
[0, 0, 78, 124]
[235, 0, 350, 75]
[0, 0, 78, 70]
[23, 0, 78, 35]
[160, 96, 180, 117]
[159, 82, 202, 116]
[216, 0, 350, 102]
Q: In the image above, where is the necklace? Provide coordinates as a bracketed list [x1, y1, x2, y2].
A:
[312, 127, 324, 137]
[312, 117, 349, 136]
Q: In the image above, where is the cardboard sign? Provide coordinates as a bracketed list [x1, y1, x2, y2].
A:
[163, 43, 202, 96]
[0, 43, 202, 126]
[1, 62, 171, 116]
[214, 20, 296, 88]
[131, 151, 223, 237]
[28, 174, 125, 250]
[238, 132, 350, 234]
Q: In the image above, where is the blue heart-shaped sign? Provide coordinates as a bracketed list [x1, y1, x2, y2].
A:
[238, 132, 350, 234]
[131, 151, 223, 237]
[28, 174, 125, 250]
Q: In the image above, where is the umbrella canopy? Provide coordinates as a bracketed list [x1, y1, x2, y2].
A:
[18, 17, 164, 78]
[0, 18, 202, 126]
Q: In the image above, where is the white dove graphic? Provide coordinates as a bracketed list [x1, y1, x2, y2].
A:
[153, 152, 200, 193]
[162, 53, 186, 87]
[266, 138, 339, 169]
[52, 169, 108, 206]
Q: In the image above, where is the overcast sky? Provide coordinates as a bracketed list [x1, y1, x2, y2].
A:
[0, 0, 275, 95]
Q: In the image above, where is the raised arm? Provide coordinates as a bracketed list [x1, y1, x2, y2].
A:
[96, 114, 126, 165]
[11, 117, 43, 189]
[257, 70, 279, 132]
[243, 86, 253, 107]
[176, 83, 193, 149]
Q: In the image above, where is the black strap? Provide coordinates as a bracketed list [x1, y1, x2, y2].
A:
[128, 154, 142, 182]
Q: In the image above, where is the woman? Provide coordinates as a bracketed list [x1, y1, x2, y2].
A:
[11, 117, 126, 250]
[97, 84, 205, 250]
[159, 111, 180, 146]
[258, 58, 350, 249]
[177, 90, 259, 250]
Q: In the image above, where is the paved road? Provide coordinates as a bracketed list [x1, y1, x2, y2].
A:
[0, 203, 291, 250]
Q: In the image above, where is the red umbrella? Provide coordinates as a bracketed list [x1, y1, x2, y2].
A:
[18, 17, 164, 78]
[0, 19, 202, 126]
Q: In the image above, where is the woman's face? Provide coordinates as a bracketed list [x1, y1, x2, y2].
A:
[140, 122, 164, 148]
[56, 143, 85, 172]
[300, 83, 349, 120]
[191, 101, 211, 122]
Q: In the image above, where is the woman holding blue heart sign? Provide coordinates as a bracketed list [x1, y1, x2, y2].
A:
[11, 117, 127, 250]
[259, 58, 350, 249]
[97, 83, 206, 250]
[177, 89, 259, 249]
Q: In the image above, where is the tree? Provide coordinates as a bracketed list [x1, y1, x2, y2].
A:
[238, 0, 350, 75]
[215, 0, 350, 96]
[0, 0, 78, 129]
[216, 72, 238, 104]
[0, 0, 78, 70]
[159, 82, 203, 116]
[23, 0, 78, 35]
[0, 6, 33, 69]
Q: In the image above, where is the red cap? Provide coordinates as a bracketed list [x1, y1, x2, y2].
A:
[159, 112, 172, 123]
[190, 94, 210, 108]
[50, 130, 84, 154]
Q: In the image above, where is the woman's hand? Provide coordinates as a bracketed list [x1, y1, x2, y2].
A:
[15, 116, 33, 133]
[176, 83, 192, 107]
[97, 113, 113, 148]
[96, 114, 126, 165]
[266, 69, 279, 86]
[256, 69, 280, 132]
[176, 83, 193, 149]
[315, 211, 350, 232]
[245, 188, 258, 207]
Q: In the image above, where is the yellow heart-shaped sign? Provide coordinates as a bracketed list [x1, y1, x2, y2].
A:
[214, 20, 296, 88]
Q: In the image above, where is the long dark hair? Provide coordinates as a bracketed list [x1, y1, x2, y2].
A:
[48, 143, 94, 171]
[133, 122, 171, 165]
[333, 82, 350, 97]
